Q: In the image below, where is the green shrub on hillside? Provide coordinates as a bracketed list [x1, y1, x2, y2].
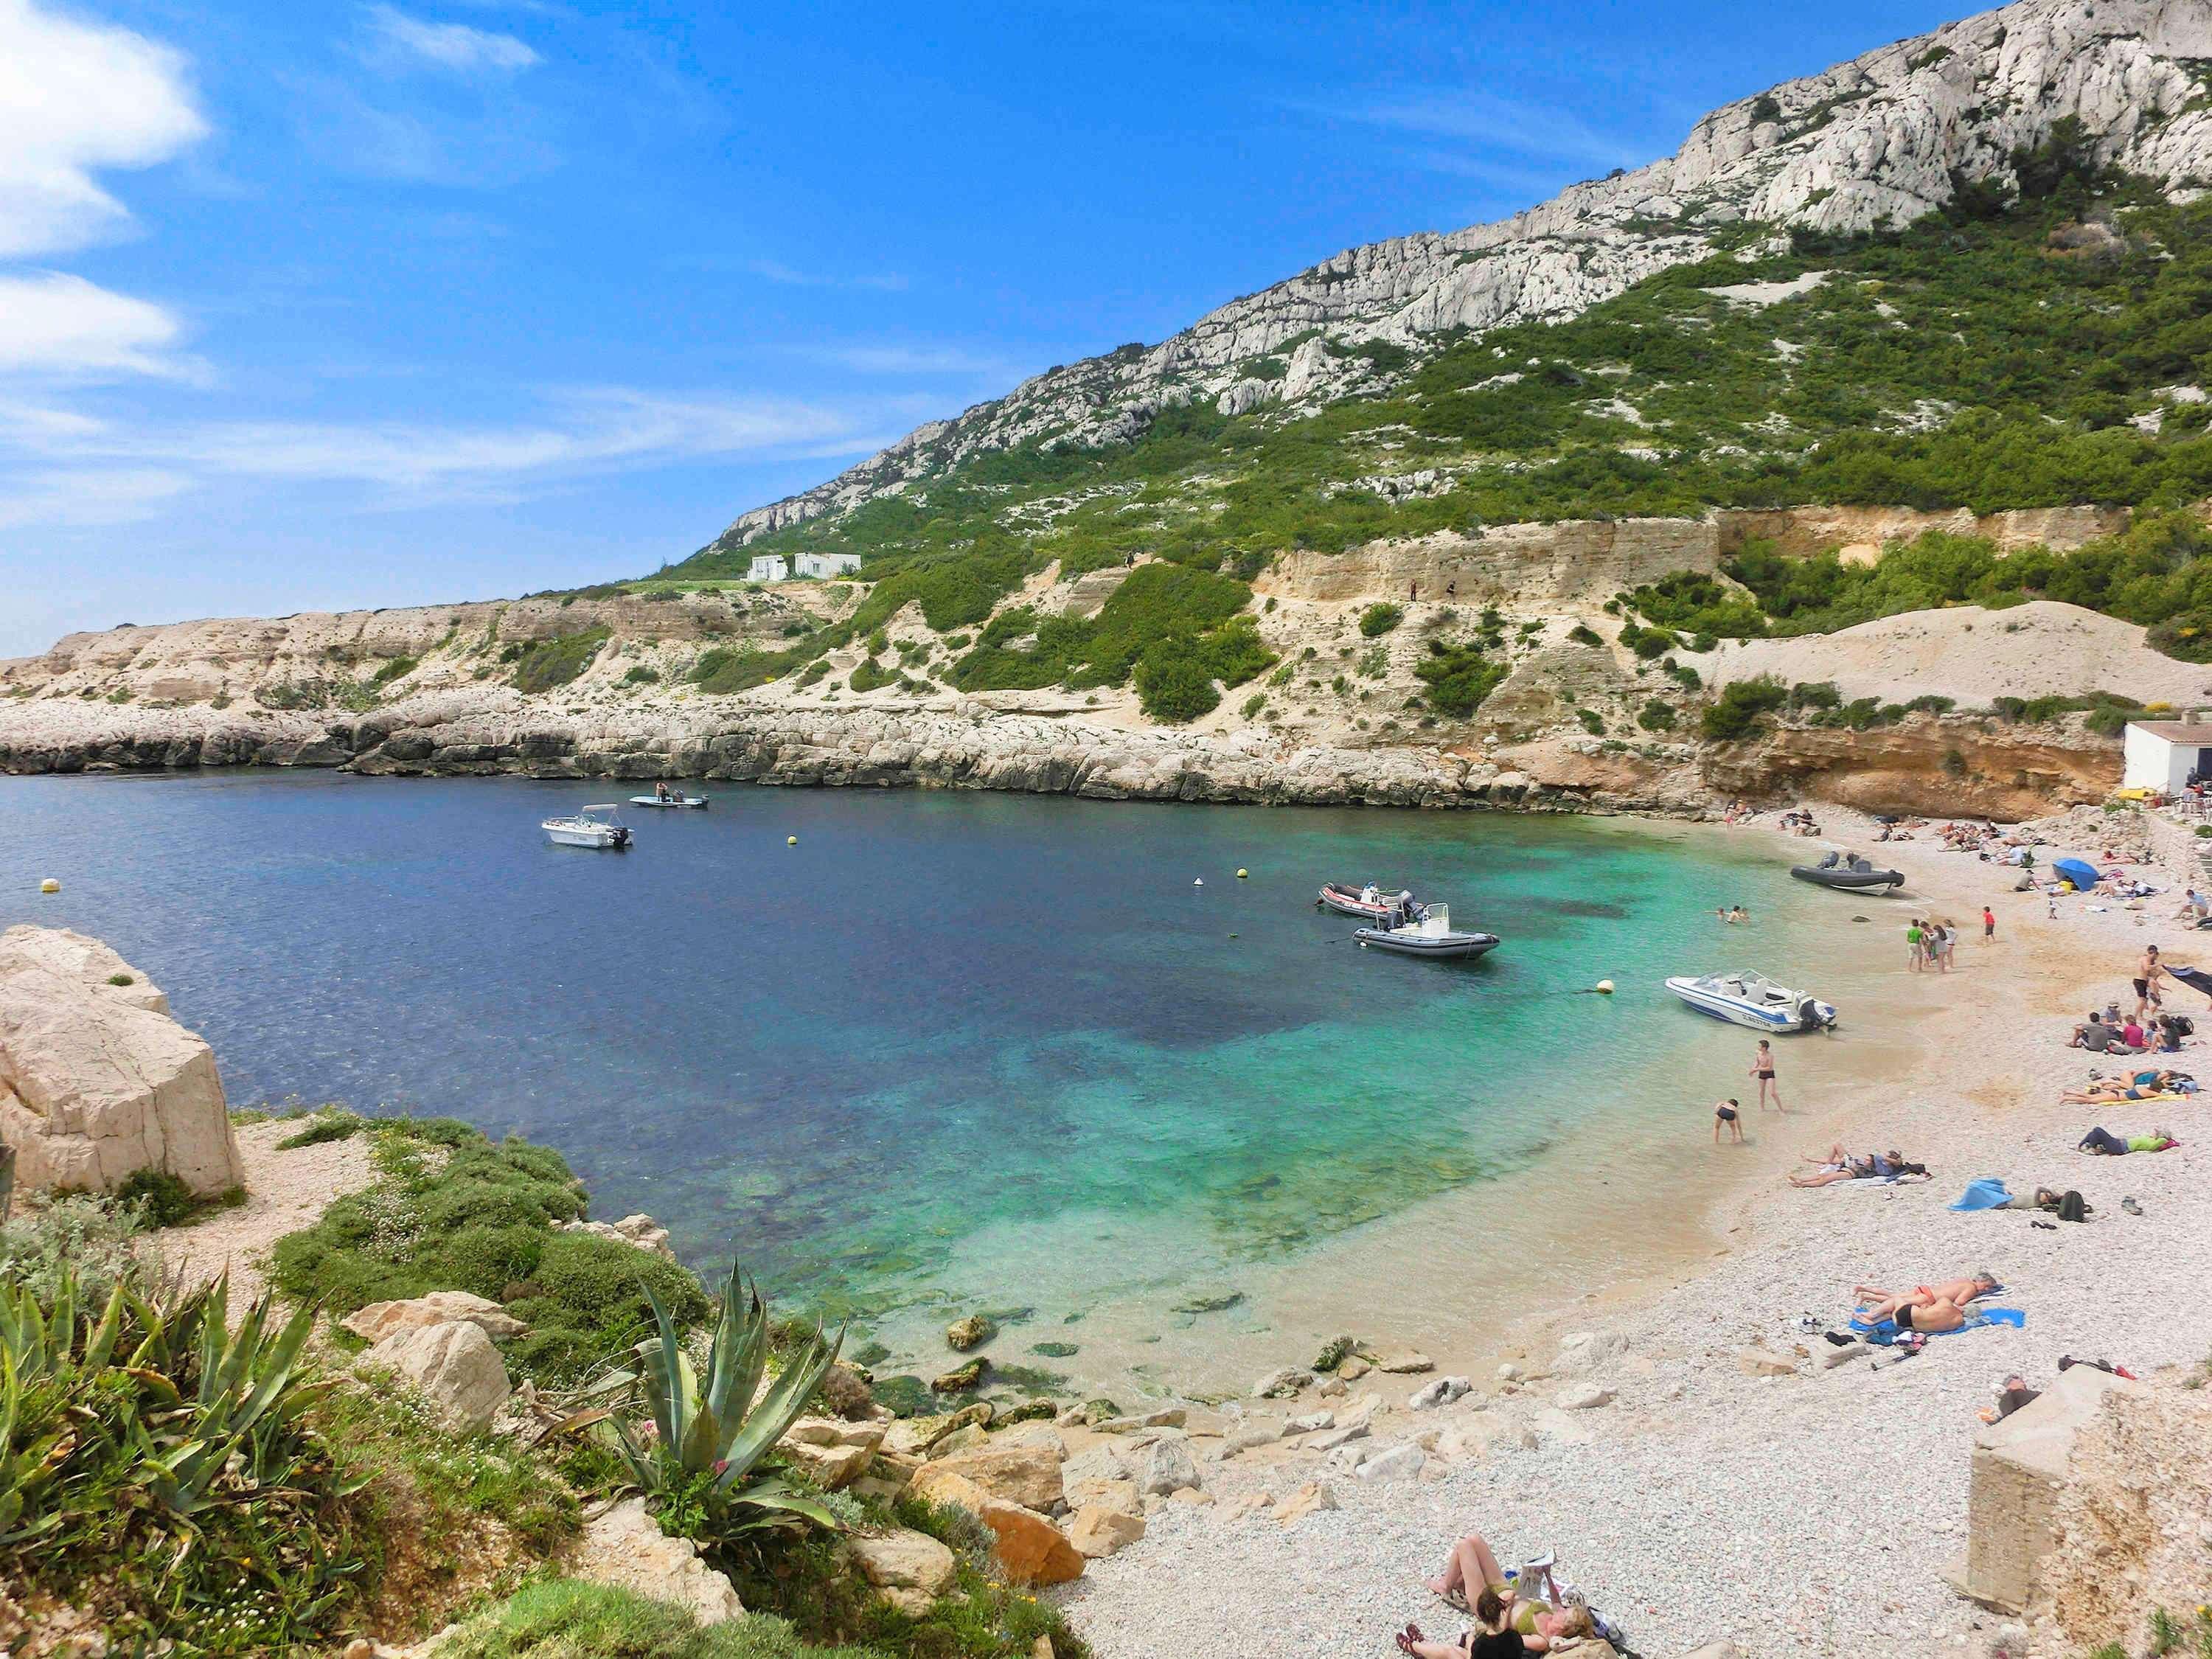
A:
[1415, 640, 1508, 717]
[1637, 699, 1677, 731]
[1622, 572, 1768, 639]
[436, 1580, 888, 1659]
[512, 629, 611, 693]
[270, 1121, 709, 1385]
[1700, 676, 1790, 742]
[693, 644, 817, 693]
[1359, 602, 1405, 636]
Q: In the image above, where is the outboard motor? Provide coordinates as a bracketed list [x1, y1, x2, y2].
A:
[1795, 995, 1826, 1032]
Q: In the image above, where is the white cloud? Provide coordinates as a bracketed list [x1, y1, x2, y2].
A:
[42, 389, 875, 501]
[0, 272, 189, 378]
[0, 0, 206, 259]
[1303, 90, 1641, 176]
[0, 466, 187, 531]
[364, 4, 540, 73]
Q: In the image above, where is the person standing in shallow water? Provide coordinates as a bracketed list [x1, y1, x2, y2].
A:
[1714, 1097, 1744, 1144]
[1750, 1040, 1783, 1111]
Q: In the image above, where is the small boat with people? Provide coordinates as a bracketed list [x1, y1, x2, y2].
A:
[1790, 850, 1904, 892]
[542, 804, 633, 849]
[1665, 970, 1837, 1032]
[1353, 904, 1501, 961]
[1318, 880, 1420, 922]
[628, 790, 709, 810]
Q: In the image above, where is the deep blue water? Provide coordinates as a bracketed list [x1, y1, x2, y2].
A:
[1, 771, 1839, 1355]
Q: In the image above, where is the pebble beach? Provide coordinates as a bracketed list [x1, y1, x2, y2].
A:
[1059, 804, 2212, 1658]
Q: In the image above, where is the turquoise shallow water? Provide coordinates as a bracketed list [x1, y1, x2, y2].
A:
[1, 771, 1848, 1373]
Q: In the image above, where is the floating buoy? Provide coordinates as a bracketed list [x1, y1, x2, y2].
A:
[787, 835, 798, 846]
[39, 878, 60, 894]
[1237, 868, 1248, 879]
[1594, 978, 1615, 994]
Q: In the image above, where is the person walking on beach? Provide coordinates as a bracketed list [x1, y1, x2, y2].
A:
[1750, 1040, 1783, 1111]
[2135, 945, 2165, 1018]
[1906, 918, 1925, 972]
[1714, 1098, 1744, 1144]
[1983, 905, 1996, 942]
[1932, 919, 1953, 973]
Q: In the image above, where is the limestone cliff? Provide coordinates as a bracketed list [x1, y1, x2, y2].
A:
[710, 0, 2212, 549]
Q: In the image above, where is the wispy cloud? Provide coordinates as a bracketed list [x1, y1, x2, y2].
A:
[0, 389, 880, 514]
[745, 258, 909, 293]
[0, 272, 196, 380]
[1297, 88, 1644, 185]
[0, 0, 206, 258]
[362, 3, 540, 73]
[0, 467, 189, 532]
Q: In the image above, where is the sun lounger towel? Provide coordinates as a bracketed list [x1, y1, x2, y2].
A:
[1951, 1178, 2013, 1210]
[2167, 964, 2212, 998]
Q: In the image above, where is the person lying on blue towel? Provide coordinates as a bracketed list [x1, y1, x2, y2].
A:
[1852, 1271, 1999, 1334]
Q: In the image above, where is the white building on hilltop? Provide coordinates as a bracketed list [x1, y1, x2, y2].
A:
[2122, 717, 2212, 793]
[795, 552, 863, 580]
[746, 555, 789, 584]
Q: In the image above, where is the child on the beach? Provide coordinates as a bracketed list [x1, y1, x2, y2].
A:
[1714, 1098, 1743, 1144]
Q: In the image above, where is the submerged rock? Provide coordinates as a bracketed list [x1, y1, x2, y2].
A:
[946, 1314, 997, 1352]
[932, 1358, 988, 1393]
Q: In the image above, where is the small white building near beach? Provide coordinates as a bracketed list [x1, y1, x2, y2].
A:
[795, 552, 862, 580]
[746, 555, 789, 584]
[2122, 717, 2212, 793]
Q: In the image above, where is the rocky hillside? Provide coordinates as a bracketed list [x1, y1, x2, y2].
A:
[15, 0, 2212, 816]
[705, 0, 2212, 549]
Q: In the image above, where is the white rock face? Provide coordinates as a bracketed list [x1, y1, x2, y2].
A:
[572, 1495, 745, 1624]
[359, 1320, 512, 1434]
[0, 927, 245, 1197]
[341, 1291, 529, 1344]
[713, 0, 2212, 549]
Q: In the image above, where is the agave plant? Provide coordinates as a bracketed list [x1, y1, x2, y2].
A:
[587, 1255, 844, 1531]
[119, 1273, 324, 1517]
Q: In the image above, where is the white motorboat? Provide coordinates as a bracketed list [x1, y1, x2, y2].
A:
[1353, 904, 1501, 961]
[629, 793, 709, 810]
[1664, 970, 1836, 1032]
[542, 804, 633, 849]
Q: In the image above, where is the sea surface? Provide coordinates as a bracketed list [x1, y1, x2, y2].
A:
[1, 771, 1867, 1385]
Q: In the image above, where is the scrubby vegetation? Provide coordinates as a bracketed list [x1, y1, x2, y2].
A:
[511, 628, 611, 693]
[270, 1113, 709, 1385]
[639, 161, 2212, 699]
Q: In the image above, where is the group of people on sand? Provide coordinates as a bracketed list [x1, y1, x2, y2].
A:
[1906, 916, 1964, 972]
[1399, 1536, 1604, 1657]
[2062, 944, 2199, 1159]
[1789, 1142, 1928, 1186]
[1712, 1040, 1784, 1143]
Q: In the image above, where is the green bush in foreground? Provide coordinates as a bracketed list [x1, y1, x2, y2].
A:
[270, 1121, 709, 1386]
[437, 1579, 888, 1659]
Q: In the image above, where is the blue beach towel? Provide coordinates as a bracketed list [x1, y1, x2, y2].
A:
[1951, 1178, 2013, 1211]
[1850, 1307, 2026, 1345]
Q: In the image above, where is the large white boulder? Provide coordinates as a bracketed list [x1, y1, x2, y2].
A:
[571, 1496, 745, 1624]
[359, 1320, 511, 1433]
[341, 1292, 529, 1345]
[0, 927, 244, 1197]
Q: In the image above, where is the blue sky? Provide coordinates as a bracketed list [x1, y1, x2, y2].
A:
[1, 0, 1968, 654]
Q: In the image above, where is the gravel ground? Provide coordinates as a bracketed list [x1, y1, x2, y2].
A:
[161, 1118, 380, 1302]
[1060, 807, 2212, 1659]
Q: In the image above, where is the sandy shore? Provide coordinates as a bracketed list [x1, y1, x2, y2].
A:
[1061, 804, 2212, 1658]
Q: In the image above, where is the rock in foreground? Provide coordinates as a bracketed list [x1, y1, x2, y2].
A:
[0, 926, 244, 1196]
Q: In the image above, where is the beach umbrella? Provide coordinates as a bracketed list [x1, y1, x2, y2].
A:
[2052, 857, 2099, 891]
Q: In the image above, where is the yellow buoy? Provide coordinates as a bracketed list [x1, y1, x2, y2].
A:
[787, 835, 798, 846]
[40, 878, 60, 894]
[1594, 978, 1615, 994]
[1237, 868, 1248, 879]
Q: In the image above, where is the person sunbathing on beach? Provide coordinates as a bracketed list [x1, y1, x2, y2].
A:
[1407, 1536, 1593, 1655]
[2062, 1071, 2180, 1103]
[1854, 1273, 1998, 1331]
[1789, 1145, 1916, 1186]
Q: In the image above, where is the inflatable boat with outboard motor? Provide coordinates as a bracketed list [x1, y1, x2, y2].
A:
[1665, 970, 1837, 1032]
[1791, 851, 1903, 892]
[1353, 904, 1501, 961]
[1318, 880, 1419, 922]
